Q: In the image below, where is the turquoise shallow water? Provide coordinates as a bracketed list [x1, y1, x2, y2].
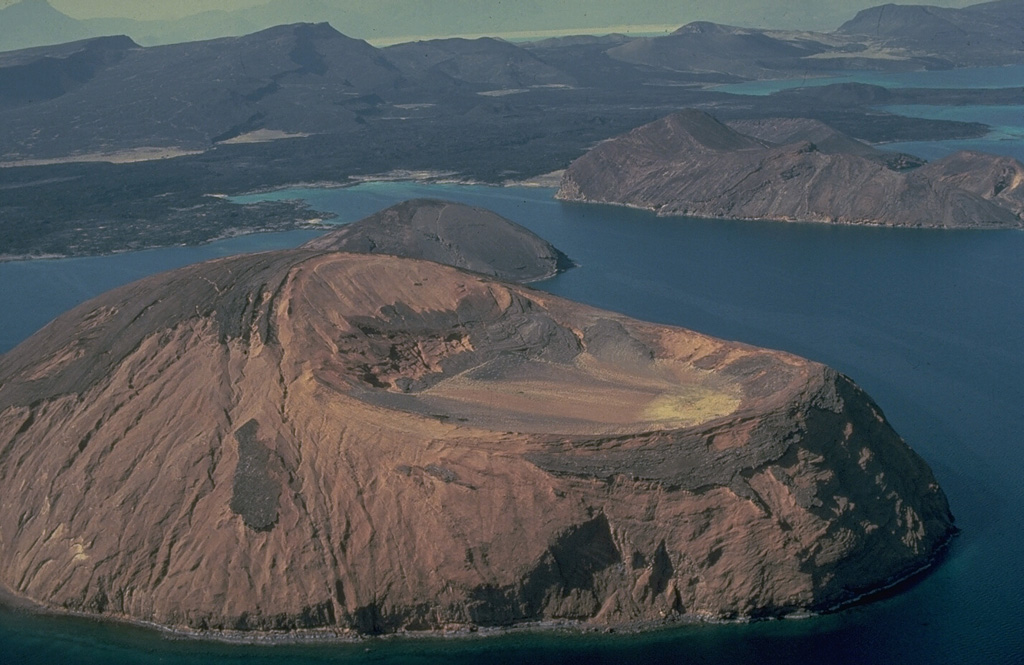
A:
[873, 104, 1024, 161]
[2, 182, 1023, 664]
[715, 66, 1024, 161]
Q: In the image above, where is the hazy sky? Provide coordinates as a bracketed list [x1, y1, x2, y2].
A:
[2, 0, 989, 33]
[46, 0, 266, 20]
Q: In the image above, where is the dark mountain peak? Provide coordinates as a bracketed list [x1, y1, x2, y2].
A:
[524, 33, 631, 49]
[672, 21, 739, 36]
[0, 0, 90, 53]
[0, 33, 140, 108]
[0, 33, 138, 66]
[82, 34, 140, 50]
[302, 198, 575, 282]
[383, 35, 573, 89]
[838, 0, 1024, 66]
[387, 35, 519, 55]
[7, 0, 60, 11]
[293, 21, 349, 40]
[724, 117, 918, 167]
[963, 0, 1024, 15]
[838, 3, 959, 37]
[644, 109, 766, 153]
[609, 22, 826, 76]
[244, 21, 351, 43]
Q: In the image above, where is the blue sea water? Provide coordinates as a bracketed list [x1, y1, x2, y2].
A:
[871, 104, 1024, 161]
[715, 66, 1024, 162]
[3, 69, 1024, 665]
[0, 231, 323, 354]
[2, 182, 1023, 664]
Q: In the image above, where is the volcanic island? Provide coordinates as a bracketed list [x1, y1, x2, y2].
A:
[0, 201, 954, 637]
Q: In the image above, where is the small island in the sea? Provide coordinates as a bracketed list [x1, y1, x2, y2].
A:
[557, 109, 1024, 228]
[302, 198, 576, 283]
[0, 201, 955, 637]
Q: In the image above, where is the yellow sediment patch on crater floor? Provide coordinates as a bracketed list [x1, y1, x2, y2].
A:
[642, 389, 742, 425]
[418, 358, 743, 434]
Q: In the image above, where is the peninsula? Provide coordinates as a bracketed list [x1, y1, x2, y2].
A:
[556, 110, 1024, 228]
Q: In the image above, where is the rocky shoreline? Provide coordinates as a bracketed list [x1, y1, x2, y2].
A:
[557, 110, 1024, 229]
[0, 528, 957, 645]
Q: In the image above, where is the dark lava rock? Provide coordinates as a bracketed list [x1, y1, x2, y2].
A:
[302, 198, 575, 282]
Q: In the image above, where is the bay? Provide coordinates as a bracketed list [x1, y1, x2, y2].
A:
[873, 104, 1024, 161]
[1, 181, 1023, 664]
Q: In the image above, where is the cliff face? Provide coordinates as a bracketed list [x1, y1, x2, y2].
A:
[302, 199, 575, 283]
[914, 150, 1024, 217]
[0, 251, 954, 635]
[557, 110, 1024, 229]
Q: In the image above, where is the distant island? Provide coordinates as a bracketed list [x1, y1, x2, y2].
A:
[557, 109, 1024, 228]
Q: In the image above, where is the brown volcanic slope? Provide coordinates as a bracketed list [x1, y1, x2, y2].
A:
[0, 251, 953, 635]
[557, 110, 1024, 228]
[302, 199, 575, 283]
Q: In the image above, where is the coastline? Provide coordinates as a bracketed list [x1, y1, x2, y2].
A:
[553, 192, 1024, 230]
[0, 532, 956, 647]
[0, 221, 332, 264]
[2, 171, 561, 264]
[9, 167, 1021, 265]
[234, 169, 564, 197]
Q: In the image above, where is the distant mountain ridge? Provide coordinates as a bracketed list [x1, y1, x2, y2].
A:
[0, 23, 457, 159]
[0, 3, 1017, 258]
[0, 35, 138, 108]
[3, 0, 1023, 71]
[838, 0, 1024, 66]
[0, 0, 92, 51]
[0, 0, 338, 51]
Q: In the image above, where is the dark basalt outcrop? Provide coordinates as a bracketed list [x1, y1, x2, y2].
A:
[0, 250, 954, 635]
[301, 199, 575, 283]
[557, 109, 1024, 228]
